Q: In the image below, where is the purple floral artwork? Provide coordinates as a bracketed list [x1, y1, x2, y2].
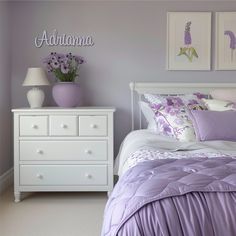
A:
[224, 30, 236, 62]
[178, 21, 198, 62]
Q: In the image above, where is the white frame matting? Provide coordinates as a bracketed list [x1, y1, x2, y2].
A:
[167, 12, 212, 71]
[130, 82, 236, 130]
[216, 12, 236, 70]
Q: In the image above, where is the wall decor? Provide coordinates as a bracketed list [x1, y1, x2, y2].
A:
[216, 12, 236, 70]
[34, 29, 94, 48]
[167, 12, 212, 71]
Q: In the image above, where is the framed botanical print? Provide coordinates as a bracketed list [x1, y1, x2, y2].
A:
[216, 12, 236, 70]
[167, 12, 212, 70]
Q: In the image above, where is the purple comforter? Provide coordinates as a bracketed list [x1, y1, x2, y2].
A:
[101, 157, 236, 236]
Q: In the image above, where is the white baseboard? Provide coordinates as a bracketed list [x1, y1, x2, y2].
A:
[0, 168, 13, 194]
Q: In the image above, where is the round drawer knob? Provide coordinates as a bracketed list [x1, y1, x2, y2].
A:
[85, 173, 92, 179]
[36, 149, 43, 154]
[36, 173, 43, 179]
[31, 124, 38, 129]
[90, 124, 97, 129]
[84, 149, 92, 154]
[61, 124, 67, 128]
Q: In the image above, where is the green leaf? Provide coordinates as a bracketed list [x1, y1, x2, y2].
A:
[191, 48, 198, 58]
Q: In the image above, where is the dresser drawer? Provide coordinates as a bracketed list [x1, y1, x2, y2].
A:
[20, 140, 107, 161]
[79, 116, 107, 136]
[20, 165, 107, 186]
[49, 115, 77, 136]
[20, 116, 48, 136]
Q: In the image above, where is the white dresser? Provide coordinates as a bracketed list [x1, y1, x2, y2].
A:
[12, 107, 115, 202]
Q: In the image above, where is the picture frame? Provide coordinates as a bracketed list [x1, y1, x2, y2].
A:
[215, 12, 236, 70]
[167, 12, 212, 71]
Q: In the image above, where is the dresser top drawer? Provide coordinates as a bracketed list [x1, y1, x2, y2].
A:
[79, 116, 107, 137]
[20, 116, 48, 136]
[49, 115, 77, 136]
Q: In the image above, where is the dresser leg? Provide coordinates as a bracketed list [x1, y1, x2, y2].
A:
[107, 191, 111, 197]
[14, 192, 21, 203]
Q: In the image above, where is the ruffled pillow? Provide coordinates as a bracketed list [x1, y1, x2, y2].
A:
[210, 89, 236, 103]
[144, 94, 207, 142]
[202, 98, 236, 111]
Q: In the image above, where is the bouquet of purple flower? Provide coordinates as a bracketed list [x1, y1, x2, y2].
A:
[43, 52, 85, 82]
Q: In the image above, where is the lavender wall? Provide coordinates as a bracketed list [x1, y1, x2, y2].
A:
[10, 1, 236, 156]
[0, 2, 12, 176]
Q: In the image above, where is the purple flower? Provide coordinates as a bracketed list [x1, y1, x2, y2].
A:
[164, 106, 180, 116]
[74, 55, 85, 64]
[162, 123, 172, 135]
[151, 103, 163, 110]
[193, 92, 208, 99]
[224, 31, 236, 49]
[184, 21, 192, 45]
[51, 61, 60, 69]
[167, 97, 184, 107]
[61, 64, 69, 74]
[188, 99, 198, 106]
[51, 56, 58, 62]
[62, 57, 70, 66]
[174, 118, 184, 125]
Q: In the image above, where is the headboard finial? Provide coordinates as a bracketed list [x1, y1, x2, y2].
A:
[129, 82, 135, 91]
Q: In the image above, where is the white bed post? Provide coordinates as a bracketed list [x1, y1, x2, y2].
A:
[130, 82, 135, 131]
[138, 93, 142, 130]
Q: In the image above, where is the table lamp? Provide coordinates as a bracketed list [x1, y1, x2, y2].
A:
[22, 68, 50, 108]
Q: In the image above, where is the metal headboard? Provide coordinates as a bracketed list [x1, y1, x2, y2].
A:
[130, 82, 236, 130]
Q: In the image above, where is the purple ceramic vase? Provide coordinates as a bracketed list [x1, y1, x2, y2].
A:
[52, 82, 80, 107]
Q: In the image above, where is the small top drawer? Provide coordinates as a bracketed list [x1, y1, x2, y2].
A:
[20, 116, 48, 136]
[49, 115, 77, 136]
[79, 116, 107, 136]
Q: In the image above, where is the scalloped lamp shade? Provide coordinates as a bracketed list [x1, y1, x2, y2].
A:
[22, 68, 50, 108]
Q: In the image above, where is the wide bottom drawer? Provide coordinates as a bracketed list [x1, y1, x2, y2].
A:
[20, 165, 107, 186]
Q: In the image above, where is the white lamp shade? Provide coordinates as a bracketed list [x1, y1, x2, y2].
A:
[23, 67, 50, 86]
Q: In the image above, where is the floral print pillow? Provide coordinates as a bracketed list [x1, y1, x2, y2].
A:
[144, 94, 207, 142]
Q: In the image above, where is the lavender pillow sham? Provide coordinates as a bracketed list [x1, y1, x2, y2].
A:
[188, 110, 236, 141]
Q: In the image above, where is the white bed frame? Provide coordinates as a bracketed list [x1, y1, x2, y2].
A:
[130, 82, 236, 130]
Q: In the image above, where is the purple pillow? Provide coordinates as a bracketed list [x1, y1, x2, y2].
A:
[188, 110, 236, 141]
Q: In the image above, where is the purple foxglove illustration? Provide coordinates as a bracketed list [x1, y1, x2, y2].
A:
[184, 21, 192, 45]
[178, 21, 198, 62]
[224, 30, 236, 62]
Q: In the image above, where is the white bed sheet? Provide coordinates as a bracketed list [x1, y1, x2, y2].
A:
[115, 129, 236, 176]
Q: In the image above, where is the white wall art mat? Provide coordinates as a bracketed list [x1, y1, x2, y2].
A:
[167, 12, 212, 71]
[216, 12, 236, 70]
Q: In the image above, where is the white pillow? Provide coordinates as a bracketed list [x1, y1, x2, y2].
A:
[210, 89, 236, 103]
[139, 101, 158, 131]
[202, 98, 236, 111]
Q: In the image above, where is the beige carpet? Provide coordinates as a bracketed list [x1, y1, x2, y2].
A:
[0, 187, 108, 236]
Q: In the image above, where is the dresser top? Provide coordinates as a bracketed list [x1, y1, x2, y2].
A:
[12, 106, 116, 113]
